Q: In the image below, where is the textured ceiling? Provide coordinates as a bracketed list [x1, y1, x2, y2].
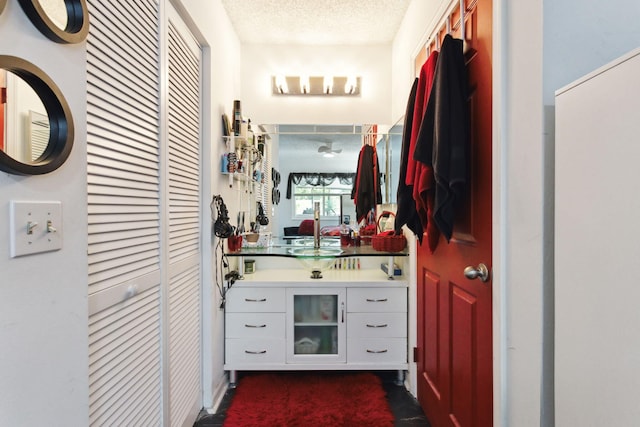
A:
[277, 124, 363, 157]
[220, 0, 412, 45]
[276, 124, 403, 158]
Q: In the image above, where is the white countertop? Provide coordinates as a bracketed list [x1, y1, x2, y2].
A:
[236, 268, 407, 286]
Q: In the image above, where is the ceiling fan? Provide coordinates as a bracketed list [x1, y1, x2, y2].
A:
[317, 141, 342, 156]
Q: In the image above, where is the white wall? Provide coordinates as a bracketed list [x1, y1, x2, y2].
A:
[0, 2, 89, 426]
[391, 0, 446, 120]
[543, 0, 640, 105]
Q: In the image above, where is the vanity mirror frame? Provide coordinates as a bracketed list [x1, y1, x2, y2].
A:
[18, 0, 90, 44]
[0, 55, 74, 175]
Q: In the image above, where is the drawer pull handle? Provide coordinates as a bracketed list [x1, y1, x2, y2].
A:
[244, 350, 267, 354]
[366, 349, 389, 354]
[366, 298, 388, 302]
[245, 324, 267, 328]
[244, 298, 267, 302]
[366, 324, 388, 328]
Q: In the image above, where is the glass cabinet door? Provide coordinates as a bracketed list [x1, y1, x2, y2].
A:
[286, 288, 346, 363]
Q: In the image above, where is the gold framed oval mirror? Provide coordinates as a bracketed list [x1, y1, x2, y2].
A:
[17, 0, 89, 44]
[0, 55, 74, 175]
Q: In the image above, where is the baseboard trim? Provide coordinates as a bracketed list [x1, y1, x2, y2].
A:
[206, 374, 229, 414]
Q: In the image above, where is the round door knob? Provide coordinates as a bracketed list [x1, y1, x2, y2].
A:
[464, 263, 490, 282]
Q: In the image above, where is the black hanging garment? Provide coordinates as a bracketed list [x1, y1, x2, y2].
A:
[394, 78, 423, 242]
[413, 34, 469, 242]
[352, 144, 381, 224]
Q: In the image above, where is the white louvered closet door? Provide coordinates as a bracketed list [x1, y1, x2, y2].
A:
[165, 5, 203, 426]
[87, 0, 163, 425]
[87, 1, 203, 426]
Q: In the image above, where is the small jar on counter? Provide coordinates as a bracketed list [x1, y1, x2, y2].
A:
[244, 259, 255, 274]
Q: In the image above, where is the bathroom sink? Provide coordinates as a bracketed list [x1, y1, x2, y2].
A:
[287, 247, 343, 279]
[287, 247, 343, 257]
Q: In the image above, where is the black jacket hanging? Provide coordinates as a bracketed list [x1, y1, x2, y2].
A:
[352, 144, 381, 224]
[394, 78, 423, 242]
[413, 34, 468, 242]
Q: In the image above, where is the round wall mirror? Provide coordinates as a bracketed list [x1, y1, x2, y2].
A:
[0, 56, 74, 175]
[18, 0, 89, 44]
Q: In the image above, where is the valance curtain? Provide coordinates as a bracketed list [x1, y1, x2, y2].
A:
[286, 172, 355, 199]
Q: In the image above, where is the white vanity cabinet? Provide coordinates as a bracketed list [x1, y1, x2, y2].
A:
[224, 287, 286, 365]
[223, 271, 408, 382]
[346, 287, 408, 365]
[286, 288, 347, 364]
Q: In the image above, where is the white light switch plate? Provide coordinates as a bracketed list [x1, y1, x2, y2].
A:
[9, 200, 63, 258]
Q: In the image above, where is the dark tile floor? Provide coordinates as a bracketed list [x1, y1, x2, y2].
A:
[193, 371, 430, 426]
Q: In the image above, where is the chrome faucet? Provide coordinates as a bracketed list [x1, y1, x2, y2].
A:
[313, 201, 320, 249]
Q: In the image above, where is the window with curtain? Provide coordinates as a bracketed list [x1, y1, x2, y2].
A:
[287, 172, 355, 219]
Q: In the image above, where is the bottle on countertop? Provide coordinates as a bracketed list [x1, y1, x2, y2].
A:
[340, 216, 352, 247]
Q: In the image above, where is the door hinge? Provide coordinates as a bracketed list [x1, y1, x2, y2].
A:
[413, 346, 419, 363]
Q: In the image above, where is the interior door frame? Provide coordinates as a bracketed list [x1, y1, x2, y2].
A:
[491, 1, 546, 426]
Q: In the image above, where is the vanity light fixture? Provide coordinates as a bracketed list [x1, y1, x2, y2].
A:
[344, 76, 357, 95]
[271, 75, 360, 96]
[275, 75, 288, 94]
[323, 76, 333, 94]
[299, 75, 310, 94]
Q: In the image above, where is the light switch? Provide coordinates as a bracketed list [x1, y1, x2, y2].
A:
[9, 200, 63, 258]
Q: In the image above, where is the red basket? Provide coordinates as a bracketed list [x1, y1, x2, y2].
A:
[359, 223, 377, 245]
[371, 232, 406, 252]
[371, 212, 407, 252]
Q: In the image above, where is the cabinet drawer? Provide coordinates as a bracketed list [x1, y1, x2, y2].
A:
[226, 313, 285, 339]
[347, 338, 407, 364]
[347, 313, 407, 338]
[225, 338, 285, 364]
[225, 287, 285, 312]
[347, 288, 406, 312]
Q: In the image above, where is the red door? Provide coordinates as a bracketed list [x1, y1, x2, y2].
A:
[416, 0, 493, 426]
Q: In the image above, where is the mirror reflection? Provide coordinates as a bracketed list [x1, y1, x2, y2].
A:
[1, 69, 50, 164]
[388, 119, 403, 204]
[266, 122, 402, 237]
[0, 55, 74, 175]
[376, 120, 403, 205]
[36, 0, 68, 31]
